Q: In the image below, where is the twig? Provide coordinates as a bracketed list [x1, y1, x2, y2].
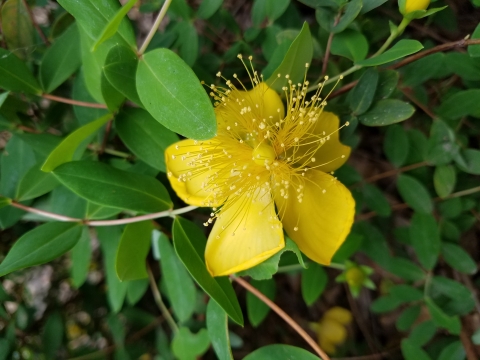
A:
[232, 275, 331, 360]
[138, 0, 172, 55]
[9, 201, 197, 226]
[100, 120, 113, 154]
[362, 161, 428, 184]
[21, 0, 49, 46]
[400, 88, 437, 119]
[41, 94, 107, 109]
[147, 264, 179, 334]
[322, 32, 335, 77]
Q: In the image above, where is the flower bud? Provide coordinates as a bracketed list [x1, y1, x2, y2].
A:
[400, 0, 430, 15]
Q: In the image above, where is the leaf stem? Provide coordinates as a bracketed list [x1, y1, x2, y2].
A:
[231, 275, 331, 360]
[41, 94, 107, 109]
[8, 200, 197, 226]
[138, 0, 173, 55]
[147, 264, 179, 333]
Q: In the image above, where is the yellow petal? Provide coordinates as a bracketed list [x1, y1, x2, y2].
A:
[216, 82, 285, 129]
[318, 318, 348, 345]
[294, 111, 351, 173]
[319, 337, 337, 355]
[274, 169, 355, 265]
[205, 188, 285, 276]
[165, 139, 224, 207]
[323, 307, 352, 325]
[405, 0, 430, 13]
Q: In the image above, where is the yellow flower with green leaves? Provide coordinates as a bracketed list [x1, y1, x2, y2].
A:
[165, 56, 355, 277]
[400, 0, 431, 15]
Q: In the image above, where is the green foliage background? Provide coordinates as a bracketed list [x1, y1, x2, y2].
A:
[0, 0, 480, 359]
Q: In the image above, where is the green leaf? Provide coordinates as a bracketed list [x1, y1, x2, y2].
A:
[126, 279, 149, 305]
[42, 311, 64, 359]
[445, 52, 480, 81]
[410, 212, 441, 270]
[371, 295, 402, 313]
[116, 108, 179, 172]
[358, 99, 415, 126]
[0, 48, 41, 94]
[0, 222, 83, 276]
[172, 217, 243, 325]
[355, 39, 424, 66]
[52, 161, 172, 213]
[97, 226, 128, 312]
[172, 327, 210, 360]
[116, 221, 153, 281]
[425, 297, 461, 335]
[431, 276, 472, 300]
[387, 257, 425, 281]
[265, 0, 290, 22]
[158, 231, 196, 322]
[301, 262, 327, 305]
[401, 53, 444, 87]
[57, 0, 135, 48]
[70, 227, 91, 288]
[438, 341, 465, 360]
[330, 29, 369, 61]
[174, 21, 199, 67]
[397, 174, 433, 214]
[246, 279, 275, 327]
[442, 242, 477, 274]
[0, 197, 11, 209]
[361, 0, 388, 13]
[468, 23, 480, 57]
[103, 44, 142, 105]
[137, 48, 216, 140]
[384, 124, 409, 167]
[40, 23, 81, 93]
[363, 183, 391, 217]
[374, 70, 399, 100]
[243, 345, 321, 360]
[85, 202, 121, 220]
[206, 299, 234, 360]
[349, 68, 379, 115]
[389, 284, 423, 303]
[197, 0, 223, 19]
[72, 69, 109, 126]
[101, 72, 124, 111]
[396, 305, 421, 331]
[92, 0, 139, 51]
[238, 238, 306, 280]
[436, 89, 480, 119]
[16, 163, 60, 201]
[50, 185, 87, 218]
[333, 0, 363, 33]
[1, 0, 35, 60]
[426, 120, 458, 165]
[42, 114, 112, 172]
[455, 148, 480, 175]
[265, 22, 313, 92]
[401, 339, 432, 360]
[433, 165, 456, 198]
[408, 320, 437, 347]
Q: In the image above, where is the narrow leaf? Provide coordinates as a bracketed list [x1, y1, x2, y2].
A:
[0, 48, 41, 94]
[247, 279, 275, 327]
[397, 174, 433, 214]
[71, 227, 91, 288]
[410, 213, 441, 270]
[301, 262, 328, 305]
[206, 299, 234, 360]
[349, 68, 379, 115]
[356, 39, 424, 66]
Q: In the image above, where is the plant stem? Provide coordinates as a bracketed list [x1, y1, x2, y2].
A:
[41, 94, 107, 109]
[232, 275, 331, 360]
[147, 264, 179, 334]
[9, 201, 197, 226]
[371, 18, 410, 58]
[138, 0, 173, 55]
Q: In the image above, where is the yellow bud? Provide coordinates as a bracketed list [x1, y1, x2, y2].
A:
[403, 0, 430, 14]
[345, 266, 366, 288]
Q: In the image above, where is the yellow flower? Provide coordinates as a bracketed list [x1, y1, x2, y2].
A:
[310, 307, 352, 354]
[165, 57, 355, 276]
[402, 0, 430, 14]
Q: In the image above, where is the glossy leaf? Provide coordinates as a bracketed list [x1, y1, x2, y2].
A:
[104, 44, 142, 105]
[101, 72, 124, 111]
[350, 68, 379, 115]
[116, 221, 153, 281]
[97, 226, 128, 312]
[158, 231, 196, 322]
[172, 327, 210, 360]
[468, 23, 480, 57]
[436, 89, 480, 119]
[57, 0, 135, 47]
[172, 217, 243, 325]
[426, 120, 458, 165]
[16, 163, 59, 201]
[330, 29, 369, 61]
[70, 226, 91, 288]
[52, 161, 172, 213]
[384, 124, 409, 167]
[72, 69, 109, 126]
[247, 279, 275, 327]
[361, 0, 388, 13]
[1, 0, 34, 60]
[42, 114, 112, 172]
[137, 48, 216, 140]
[301, 262, 327, 305]
[265, 22, 313, 92]
[116, 108, 179, 172]
[244, 345, 321, 360]
[397, 174, 433, 214]
[374, 70, 399, 100]
[0, 48, 41, 94]
[410, 213, 441, 270]
[206, 299, 234, 360]
[0, 222, 83, 276]
[92, 0, 139, 51]
[442, 242, 477, 275]
[359, 99, 415, 126]
[433, 165, 456, 198]
[40, 23, 81, 93]
[126, 279, 149, 305]
[356, 40, 424, 66]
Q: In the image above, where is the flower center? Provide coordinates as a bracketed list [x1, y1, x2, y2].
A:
[252, 142, 276, 166]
